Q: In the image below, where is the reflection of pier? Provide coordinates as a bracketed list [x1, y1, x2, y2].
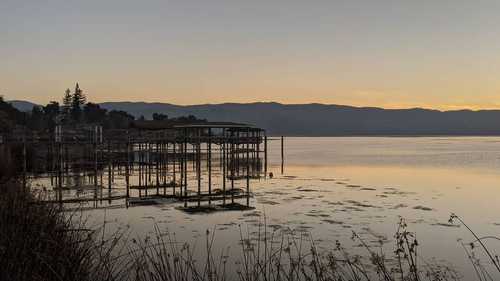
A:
[3, 122, 269, 210]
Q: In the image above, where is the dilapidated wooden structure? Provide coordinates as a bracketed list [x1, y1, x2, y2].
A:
[2, 121, 268, 211]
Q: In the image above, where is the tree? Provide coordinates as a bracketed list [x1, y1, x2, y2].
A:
[0, 111, 12, 133]
[83, 103, 107, 124]
[62, 88, 72, 117]
[71, 83, 86, 121]
[0, 95, 25, 127]
[105, 110, 135, 129]
[43, 101, 60, 129]
[28, 106, 45, 131]
[173, 114, 206, 124]
[152, 113, 168, 121]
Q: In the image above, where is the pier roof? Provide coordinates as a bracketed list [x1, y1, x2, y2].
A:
[132, 120, 263, 131]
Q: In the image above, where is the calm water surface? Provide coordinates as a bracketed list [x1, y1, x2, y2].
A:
[86, 137, 500, 279]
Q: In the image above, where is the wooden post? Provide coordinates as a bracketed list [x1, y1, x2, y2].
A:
[94, 140, 98, 198]
[183, 129, 188, 207]
[264, 134, 268, 178]
[197, 129, 201, 207]
[246, 129, 250, 206]
[281, 136, 284, 174]
[146, 142, 150, 197]
[173, 141, 176, 196]
[208, 128, 212, 205]
[58, 142, 62, 203]
[164, 141, 167, 195]
[50, 141, 54, 187]
[22, 135, 27, 191]
[126, 138, 130, 200]
[231, 130, 235, 204]
[256, 130, 260, 175]
[138, 142, 142, 197]
[156, 140, 160, 196]
[222, 130, 226, 206]
[108, 140, 112, 203]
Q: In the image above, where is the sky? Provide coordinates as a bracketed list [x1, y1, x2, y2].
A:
[1, 0, 500, 110]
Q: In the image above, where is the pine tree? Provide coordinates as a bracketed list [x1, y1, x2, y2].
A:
[71, 83, 86, 121]
[62, 88, 72, 121]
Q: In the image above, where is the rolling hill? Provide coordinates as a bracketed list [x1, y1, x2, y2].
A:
[9, 100, 500, 136]
[99, 102, 500, 136]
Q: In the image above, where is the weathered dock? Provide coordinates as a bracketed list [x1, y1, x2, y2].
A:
[1, 121, 270, 211]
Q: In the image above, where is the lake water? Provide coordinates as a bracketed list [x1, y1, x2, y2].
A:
[81, 137, 500, 279]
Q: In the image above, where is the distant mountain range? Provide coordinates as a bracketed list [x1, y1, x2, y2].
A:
[9, 100, 500, 136]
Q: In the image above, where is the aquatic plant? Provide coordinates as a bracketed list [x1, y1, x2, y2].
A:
[449, 213, 500, 280]
[124, 216, 461, 281]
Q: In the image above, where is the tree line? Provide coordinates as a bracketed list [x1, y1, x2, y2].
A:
[0, 83, 206, 133]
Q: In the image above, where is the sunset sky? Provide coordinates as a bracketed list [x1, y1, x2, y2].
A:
[1, 0, 500, 110]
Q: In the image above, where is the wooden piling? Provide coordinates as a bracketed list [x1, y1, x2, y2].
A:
[208, 128, 212, 205]
[264, 134, 268, 177]
[246, 129, 250, 206]
[281, 135, 284, 174]
[126, 138, 130, 199]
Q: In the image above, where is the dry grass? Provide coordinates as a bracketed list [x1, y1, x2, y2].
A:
[0, 180, 130, 281]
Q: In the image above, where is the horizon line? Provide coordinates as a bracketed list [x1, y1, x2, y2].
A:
[8, 99, 500, 113]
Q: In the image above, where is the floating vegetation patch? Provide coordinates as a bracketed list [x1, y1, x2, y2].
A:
[391, 204, 408, 209]
[178, 203, 255, 214]
[258, 200, 280, 205]
[328, 201, 344, 206]
[413, 205, 433, 211]
[322, 219, 344, 225]
[263, 190, 289, 195]
[128, 198, 162, 206]
[346, 184, 361, 188]
[432, 223, 460, 228]
[345, 200, 379, 208]
[283, 196, 304, 201]
[360, 187, 377, 191]
[306, 213, 331, 218]
[296, 187, 319, 192]
[177, 205, 218, 214]
[242, 210, 262, 217]
[341, 206, 364, 212]
[319, 178, 336, 182]
[383, 189, 416, 196]
[212, 188, 245, 195]
[222, 202, 256, 211]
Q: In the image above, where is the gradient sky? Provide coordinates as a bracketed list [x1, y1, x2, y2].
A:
[1, 0, 500, 109]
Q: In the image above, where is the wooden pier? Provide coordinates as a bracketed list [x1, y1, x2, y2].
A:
[2, 122, 269, 211]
